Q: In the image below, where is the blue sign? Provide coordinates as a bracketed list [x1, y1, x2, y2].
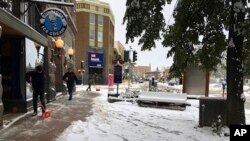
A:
[40, 8, 67, 37]
[88, 52, 104, 68]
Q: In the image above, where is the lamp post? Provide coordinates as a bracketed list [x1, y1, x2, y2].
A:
[54, 37, 64, 58]
[81, 60, 85, 85]
[34, 43, 41, 60]
[54, 37, 65, 92]
[67, 47, 74, 60]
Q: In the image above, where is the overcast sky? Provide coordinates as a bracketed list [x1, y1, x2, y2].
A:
[100, 0, 176, 70]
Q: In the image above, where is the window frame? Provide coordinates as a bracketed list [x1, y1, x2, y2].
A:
[89, 29, 95, 40]
[98, 15, 103, 26]
[89, 13, 95, 24]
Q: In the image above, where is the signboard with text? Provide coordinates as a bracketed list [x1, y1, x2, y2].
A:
[40, 8, 67, 36]
[88, 52, 104, 68]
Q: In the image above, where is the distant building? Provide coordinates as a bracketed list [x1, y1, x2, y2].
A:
[134, 65, 151, 79]
[114, 41, 126, 74]
[145, 71, 161, 80]
[160, 67, 170, 82]
[76, 0, 115, 84]
[114, 41, 125, 59]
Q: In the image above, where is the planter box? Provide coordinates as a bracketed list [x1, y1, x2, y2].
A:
[199, 97, 227, 127]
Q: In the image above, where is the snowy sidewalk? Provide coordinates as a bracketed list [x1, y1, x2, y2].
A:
[0, 89, 98, 141]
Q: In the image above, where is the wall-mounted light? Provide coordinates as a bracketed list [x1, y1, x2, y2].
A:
[54, 37, 64, 58]
[55, 37, 64, 49]
[34, 42, 41, 59]
[67, 48, 74, 60]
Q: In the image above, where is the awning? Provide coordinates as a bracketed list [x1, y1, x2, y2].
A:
[0, 8, 48, 47]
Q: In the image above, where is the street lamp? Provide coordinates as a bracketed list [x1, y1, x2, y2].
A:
[55, 37, 64, 48]
[67, 48, 74, 60]
[81, 60, 85, 85]
[54, 37, 64, 58]
[34, 42, 41, 59]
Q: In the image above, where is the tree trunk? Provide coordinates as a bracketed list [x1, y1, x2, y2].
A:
[226, 0, 246, 125]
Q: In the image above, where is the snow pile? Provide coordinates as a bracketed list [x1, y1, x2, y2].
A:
[55, 85, 249, 141]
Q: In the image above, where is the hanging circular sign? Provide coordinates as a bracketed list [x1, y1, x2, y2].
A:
[40, 8, 67, 37]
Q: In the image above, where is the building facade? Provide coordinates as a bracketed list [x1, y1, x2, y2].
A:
[0, 0, 77, 124]
[134, 65, 151, 79]
[76, 0, 115, 84]
[114, 41, 125, 59]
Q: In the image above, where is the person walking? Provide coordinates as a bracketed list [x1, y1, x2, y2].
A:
[26, 65, 46, 116]
[86, 78, 92, 91]
[63, 67, 78, 100]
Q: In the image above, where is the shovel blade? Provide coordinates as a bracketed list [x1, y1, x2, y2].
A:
[42, 110, 51, 119]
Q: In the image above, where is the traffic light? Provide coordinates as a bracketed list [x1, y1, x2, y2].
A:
[133, 51, 137, 62]
[124, 50, 130, 62]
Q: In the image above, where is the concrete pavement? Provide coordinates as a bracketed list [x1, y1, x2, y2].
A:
[0, 90, 99, 141]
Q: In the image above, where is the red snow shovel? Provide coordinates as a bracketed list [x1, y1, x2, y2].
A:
[42, 110, 51, 119]
[40, 103, 51, 119]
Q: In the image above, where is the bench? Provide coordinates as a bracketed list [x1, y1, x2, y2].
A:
[137, 91, 190, 110]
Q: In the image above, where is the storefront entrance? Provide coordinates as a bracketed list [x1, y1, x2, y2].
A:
[89, 68, 103, 84]
[88, 52, 104, 84]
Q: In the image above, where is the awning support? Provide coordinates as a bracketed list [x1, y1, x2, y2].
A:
[22, 2, 35, 15]
[22, 0, 74, 15]
[25, 0, 74, 7]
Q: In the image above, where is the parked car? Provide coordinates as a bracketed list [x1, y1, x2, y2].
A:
[138, 78, 144, 83]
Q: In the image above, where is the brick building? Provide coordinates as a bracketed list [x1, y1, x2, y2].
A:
[134, 65, 151, 79]
[76, 0, 115, 84]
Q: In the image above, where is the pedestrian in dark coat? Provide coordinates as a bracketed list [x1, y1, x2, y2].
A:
[63, 68, 78, 100]
[86, 78, 92, 91]
[26, 65, 46, 116]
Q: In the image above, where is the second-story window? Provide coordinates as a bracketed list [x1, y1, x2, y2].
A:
[98, 31, 103, 42]
[98, 15, 103, 25]
[89, 13, 95, 24]
[89, 29, 95, 40]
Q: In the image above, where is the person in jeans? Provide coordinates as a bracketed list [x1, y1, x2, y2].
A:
[63, 67, 78, 100]
[26, 65, 46, 116]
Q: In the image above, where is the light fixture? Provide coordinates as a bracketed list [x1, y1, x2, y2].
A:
[34, 42, 41, 59]
[54, 37, 64, 58]
[54, 37, 64, 49]
[67, 48, 74, 60]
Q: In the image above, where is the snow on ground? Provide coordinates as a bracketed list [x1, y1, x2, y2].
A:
[55, 84, 250, 141]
